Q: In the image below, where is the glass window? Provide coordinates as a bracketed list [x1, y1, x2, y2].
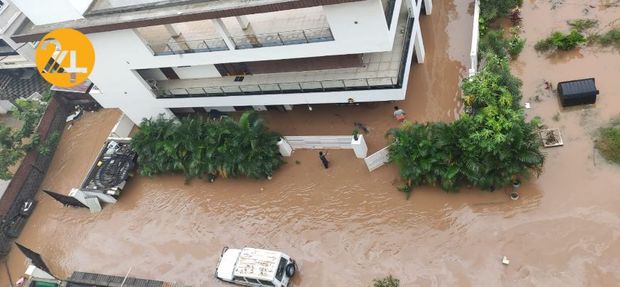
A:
[275, 257, 287, 281]
[258, 279, 275, 286]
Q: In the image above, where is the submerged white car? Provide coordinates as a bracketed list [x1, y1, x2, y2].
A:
[216, 247, 297, 287]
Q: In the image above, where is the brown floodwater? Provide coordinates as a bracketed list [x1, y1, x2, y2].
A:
[2, 1, 620, 286]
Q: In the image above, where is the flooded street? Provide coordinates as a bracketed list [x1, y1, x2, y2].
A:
[2, 1, 620, 286]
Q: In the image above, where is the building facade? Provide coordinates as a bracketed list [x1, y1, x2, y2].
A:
[9, 0, 432, 124]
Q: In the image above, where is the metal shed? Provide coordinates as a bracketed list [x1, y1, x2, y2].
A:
[557, 78, 599, 107]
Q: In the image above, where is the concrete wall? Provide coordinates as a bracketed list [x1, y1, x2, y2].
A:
[10, 0, 91, 25]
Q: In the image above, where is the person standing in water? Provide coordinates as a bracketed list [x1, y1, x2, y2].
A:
[393, 106, 406, 122]
[319, 151, 329, 169]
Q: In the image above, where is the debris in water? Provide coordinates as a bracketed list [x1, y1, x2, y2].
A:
[540, 128, 564, 147]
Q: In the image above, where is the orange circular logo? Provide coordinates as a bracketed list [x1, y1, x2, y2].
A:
[35, 28, 95, 88]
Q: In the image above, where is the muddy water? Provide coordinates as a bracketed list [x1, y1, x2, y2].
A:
[2, 1, 620, 286]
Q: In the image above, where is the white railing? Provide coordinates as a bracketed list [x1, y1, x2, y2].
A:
[364, 146, 391, 172]
[469, 0, 481, 77]
[284, 136, 355, 150]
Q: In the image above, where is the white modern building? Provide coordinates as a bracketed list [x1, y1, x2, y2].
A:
[0, 0, 35, 69]
[8, 0, 432, 124]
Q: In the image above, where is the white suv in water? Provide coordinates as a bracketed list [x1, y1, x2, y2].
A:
[216, 247, 297, 287]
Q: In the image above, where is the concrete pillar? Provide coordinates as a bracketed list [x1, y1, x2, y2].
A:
[351, 135, 368, 158]
[424, 0, 433, 15]
[283, 105, 293, 111]
[164, 24, 181, 38]
[212, 18, 236, 50]
[253, 105, 268, 111]
[414, 26, 425, 64]
[278, 138, 293, 157]
[236, 16, 250, 30]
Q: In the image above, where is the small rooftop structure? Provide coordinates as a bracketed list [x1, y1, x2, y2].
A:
[557, 78, 598, 107]
[233, 248, 283, 281]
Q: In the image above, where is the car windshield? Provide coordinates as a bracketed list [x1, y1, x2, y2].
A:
[275, 257, 287, 281]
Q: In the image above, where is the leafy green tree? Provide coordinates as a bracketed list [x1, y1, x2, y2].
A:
[0, 124, 24, 180]
[130, 111, 282, 182]
[388, 53, 543, 192]
[11, 98, 46, 139]
[388, 122, 461, 192]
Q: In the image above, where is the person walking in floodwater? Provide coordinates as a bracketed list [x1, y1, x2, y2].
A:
[319, 151, 329, 169]
[393, 106, 406, 122]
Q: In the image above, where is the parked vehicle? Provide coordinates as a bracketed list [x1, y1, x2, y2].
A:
[216, 247, 296, 287]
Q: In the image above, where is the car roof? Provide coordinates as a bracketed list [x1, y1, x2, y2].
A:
[232, 248, 284, 281]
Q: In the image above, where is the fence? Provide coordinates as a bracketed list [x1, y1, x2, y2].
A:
[0, 98, 67, 256]
[279, 135, 368, 159]
[469, 0, 481, 77]
[157, 77, 399, 98]
[364, 146, 391, 172]
[148, 27, 334, 56]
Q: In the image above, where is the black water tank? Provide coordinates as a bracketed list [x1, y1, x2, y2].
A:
[557, 78, 599, 107]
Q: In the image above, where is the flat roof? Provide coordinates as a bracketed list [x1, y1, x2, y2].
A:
[233, 248, 284, 281]
[12, 0, 361, 43]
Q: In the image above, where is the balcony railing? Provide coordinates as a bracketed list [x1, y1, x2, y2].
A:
[147, 27, 334, 56]
[156, 77, 399, 98]
[148, 38, 229, 56]
[231, 27, 333, 49]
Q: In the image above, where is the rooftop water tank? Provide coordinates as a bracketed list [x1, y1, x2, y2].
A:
[557, 78, 599, 107]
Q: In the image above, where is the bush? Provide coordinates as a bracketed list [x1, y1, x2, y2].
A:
[131, 112, 282, 181]
[480, 0, 523, 21]
[507, 33, 526, 57]
[479, 29, 525, 59]
[389, 122, 461, 192]
[37, 131, 61, 156]
[567, 19, 598, 32]
[595, 118, 620, 164]
[598, 28, 620, 48]
[373, 275, 399, 287]
[389, 54, 543, 193]
[535, 30, 586, 52]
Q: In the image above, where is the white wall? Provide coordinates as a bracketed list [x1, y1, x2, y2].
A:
[85, 0, 424, 124]
[109, 1, 394, 70]
[173, 65, 220, 80]
[10, 0, 90, 25]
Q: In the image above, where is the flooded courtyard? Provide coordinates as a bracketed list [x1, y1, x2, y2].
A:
[1, 1, 620, 286]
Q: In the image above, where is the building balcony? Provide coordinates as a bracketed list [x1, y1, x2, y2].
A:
[151, 6, 413, 99]
[146, 27, 334, 56]
[137, 6, 333, 56]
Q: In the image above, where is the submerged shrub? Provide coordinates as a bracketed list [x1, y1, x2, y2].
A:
[131, 112, 282, 181]
[507, 32, 526, 57]
[567, 19, 598, 32]
[535, 30, 586, 52]
[598, 28, 620, 48]
[373, 275, 400, 287]
[480, 0, 523, 21]
[595, 118, 620, 164]
[479, 29, 526, 59]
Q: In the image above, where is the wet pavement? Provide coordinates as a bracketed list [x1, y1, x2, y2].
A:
[1, 1, 620, 286]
